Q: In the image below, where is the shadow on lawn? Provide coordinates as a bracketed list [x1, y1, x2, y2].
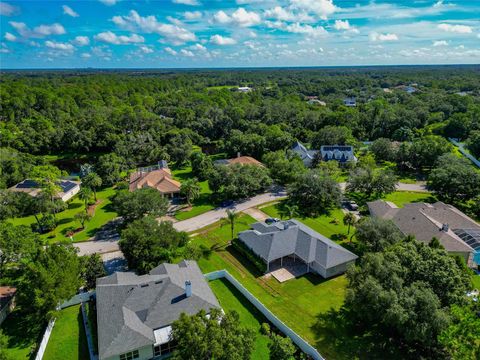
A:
[68, 202, 83, 210]
[3, 310, 46, 359]
[77, 307, 90, 360]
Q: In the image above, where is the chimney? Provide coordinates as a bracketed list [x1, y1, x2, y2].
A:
[283, 221, 289, 230]
[441, 223, 449, 232]
[185, 280, 192, 298]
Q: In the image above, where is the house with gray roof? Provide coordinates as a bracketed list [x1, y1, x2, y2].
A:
[9, 179, 80, 202]
[368, 200, 478, 266]
[320, 145, 357, 164]
[291, 141, 318, 167]
[238, 220, 358, 278]
[96, 260, 220, 360]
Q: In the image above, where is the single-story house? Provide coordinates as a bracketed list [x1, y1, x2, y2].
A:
[307, 99, 326, 106]
[214, 155, 264, 167]
[96, 260, 220, 360]
[343, 97, 356, 107]
[291, 141, 318, 167]
[367, 200, 478, 266]
[237, 86, 252, 93]
[129, 161, 181, 198]
[0, 286, 17, 325]
[320, 145, 357, 164]
[9, 179, 80, 202]
[238, 220, 358, 278]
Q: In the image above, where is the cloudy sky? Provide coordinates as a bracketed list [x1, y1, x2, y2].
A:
[0, 0, 479, 68]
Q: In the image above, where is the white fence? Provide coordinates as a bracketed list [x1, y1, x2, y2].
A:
[449, 138, 480, 168]
[34, 319, 56, 360]
[205, 269, 325, 360]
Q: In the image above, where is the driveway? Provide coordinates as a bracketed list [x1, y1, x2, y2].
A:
[243, 207, 270, 222]
[339, 182, 428, 193]
[74, 238, 120, 256]
[173, 189, 287, 232]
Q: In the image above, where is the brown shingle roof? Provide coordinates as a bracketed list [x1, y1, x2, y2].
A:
[129, 169, 181, 194]
[227, 156, 263, 166]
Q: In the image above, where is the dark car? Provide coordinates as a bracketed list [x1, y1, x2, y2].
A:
[265, 217, 280, 225]
[346, 201, 359, 211]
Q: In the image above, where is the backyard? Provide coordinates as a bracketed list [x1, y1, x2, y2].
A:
[43, 305, 89, 360]
[8, 186, 118, 244]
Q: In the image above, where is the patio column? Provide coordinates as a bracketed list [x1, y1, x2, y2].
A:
[267, 261, 269, 273]
[280, 257, 283, 267]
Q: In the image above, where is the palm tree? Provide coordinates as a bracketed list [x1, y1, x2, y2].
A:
[180, 178, 201, 207]
[343, 212, 357, 237]
[78, 186, 93, 213]
[224, 209, 238, 241]
[82, 172, 102, 201]
[75, 211, 91, 229]
[280, 204, 298, 220]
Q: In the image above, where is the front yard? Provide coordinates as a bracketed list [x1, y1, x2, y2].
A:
[8, 186, 118, 244]
[43, 305, 89, 360]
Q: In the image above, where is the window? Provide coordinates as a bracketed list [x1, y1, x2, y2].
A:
[119, 350, 139, 360]
[153, 341, 176, 357]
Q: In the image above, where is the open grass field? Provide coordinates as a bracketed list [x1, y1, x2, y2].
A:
[43, 305, 89, 360]
[472, 274, 480, 290]
[192, 214, 362, 359]
[209, 278, 271, 359]
[2, 310, 45, 360]
[383, 191, 437, 207]
[8, 186, 118, 243]
[172, 166, 216, 221]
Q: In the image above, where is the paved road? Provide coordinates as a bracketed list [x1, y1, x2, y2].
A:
[173, 190, 287, 232]
[74, 238, 120, 256]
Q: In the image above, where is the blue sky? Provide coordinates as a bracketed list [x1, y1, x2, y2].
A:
[0, 0, 479, 68]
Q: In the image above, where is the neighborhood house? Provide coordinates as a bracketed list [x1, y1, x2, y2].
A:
[96, 260, 220, 360]
[0, 286, 16, 326]
[214, 155, 264, 167]
[320, 145, 357, 164]
[343, 97, 356, 107]
[9, 179, 80, 202]
[129, 161, 181, 198]
[291, 141, 318, 167]
[368, 200, 479, 265]
[238, 220, 358, 278]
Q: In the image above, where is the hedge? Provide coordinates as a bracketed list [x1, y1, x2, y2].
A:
[231, 238, 267, 273]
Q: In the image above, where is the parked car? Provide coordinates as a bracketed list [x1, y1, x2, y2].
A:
[265, 217, 280, 225]
[220, 200, 234, 208]
[346, 201, 359, 211]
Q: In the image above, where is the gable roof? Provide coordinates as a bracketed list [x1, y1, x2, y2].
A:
[96, 260, 219, 359]
[320, 145, 357, 163]
[129, 167, 181, 194]
[292, 141, 318, 165]
[239, 220, 358, 268]
[367, 200, 476, 253]
[9, 179, 80, 198]
[227, 156, 263, 166]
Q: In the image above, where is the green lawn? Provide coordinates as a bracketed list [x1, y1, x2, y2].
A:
[192, 214, 351, 359]
[260, 202, 351, 241]
[43, 305, 89, 360]
[472, 274, 480, 290]
[383, 191, 437, 208]
[2, 310, 45, 359]
[172, 167, 216, 221]
[209, 278, 270, 359]
[8, 186, 118, 243]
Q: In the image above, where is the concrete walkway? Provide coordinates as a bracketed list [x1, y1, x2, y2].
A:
[173, 189, 287, 232]
[243, 207, 270, 222]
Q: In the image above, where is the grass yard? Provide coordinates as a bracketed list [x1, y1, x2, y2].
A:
[1, 310, 45, 359]
[260, 202, 352, 241]
[9, 186, 117, 243]
[192, 214, 353, 359]
[383, 191, 437, 208]
[472, 274, 480, 290]
[209, 278, 271, 359]
[172, 166, 216, 221]
[43, 305, 89, 360]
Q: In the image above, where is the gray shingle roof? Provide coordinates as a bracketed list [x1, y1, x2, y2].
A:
[238, 220, 358, 269]
[367, 200, 476, 253]
[96, 260, 219, 360]
[292, 141, 318, 166]
[320, 145, 357, 163]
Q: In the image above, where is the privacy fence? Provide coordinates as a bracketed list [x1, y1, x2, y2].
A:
[205, 269, 325, 360]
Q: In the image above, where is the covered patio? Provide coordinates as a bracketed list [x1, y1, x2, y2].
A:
[266, 255, 309, 283]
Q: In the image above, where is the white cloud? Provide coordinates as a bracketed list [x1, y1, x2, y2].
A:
[180, 49, 194, 57]
[438, 23, 472, 34]
[72, 36, 89, 46]
[94, 31, 144, 45]
[189, 43, 207, 51]
[334, 20, 350, 30]
[210, 34, 237, 45]
[112, 10, 196, 45]
[45, 40, 74, 51]
[264, 6, 313, 22]
[166, 16, 183, 26]
[164, 47, 177, 55]
[9, 21, 66, 38]
[139, 45, 154, 53]
[266, 21, 327, 37]
[0, 2, 18, 16]
[173, 0, 200, 5]
[290, 0, 336, 20]
[369, 32, 398, 42]
[433, 40, 448, 46]
[184, 11, 202, 20]
[62, 5, 79, 17]
[4, 32, 16, 41]
[99, 0, 117, 5]
[213, 8, 261, 27]
[81, 52, 91, 58]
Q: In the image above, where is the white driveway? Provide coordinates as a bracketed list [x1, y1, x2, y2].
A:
[173, 190, 287, 232]
[74, 239, 120, 256]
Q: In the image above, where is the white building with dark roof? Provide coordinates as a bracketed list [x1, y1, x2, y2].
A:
[96, 260, 220, 360]
[291, 141, 318, 167]
[320, 145, 357, 164]
[238, 220, 358, 278]
[9, 179, 80, 202]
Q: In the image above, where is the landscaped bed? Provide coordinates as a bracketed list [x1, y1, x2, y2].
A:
[8, 186, 118, 243]
[43, 305, 89, 360]
[209, 278, 271, 359]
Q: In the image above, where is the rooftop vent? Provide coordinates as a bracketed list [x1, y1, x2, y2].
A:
[441, 223, 449, 232]
[185, 280, 192, 298]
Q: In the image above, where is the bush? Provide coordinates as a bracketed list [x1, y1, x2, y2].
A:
[231, 238, 267, 273]
[261, 322, 271, 336]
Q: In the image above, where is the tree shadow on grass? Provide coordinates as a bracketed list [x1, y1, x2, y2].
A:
[3, 310, 46, 359]
[57, 217, 74, 225]
[67, 202, 83, 210]
[77, 307, 90, 360]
